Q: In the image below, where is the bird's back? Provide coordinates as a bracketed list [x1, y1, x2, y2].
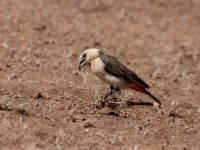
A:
[99, 52, 150, 89]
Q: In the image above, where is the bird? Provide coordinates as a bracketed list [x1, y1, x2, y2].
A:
[78, 48, 161, 106]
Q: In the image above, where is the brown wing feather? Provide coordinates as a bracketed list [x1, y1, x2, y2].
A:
[99, 52, 150, 89]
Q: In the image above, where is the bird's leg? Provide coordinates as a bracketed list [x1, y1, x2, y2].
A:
[103, 86, 117, 99]
[103, 86, 114, 101]
[109, 86, 121, 94]
[113, 88, 121, 95]
[107, 87, 122, 109]
[109, 86, 115, 95]
[104, 86, 121, 101]
[115, 88, 121, 95]
[113, 88, 121, 98]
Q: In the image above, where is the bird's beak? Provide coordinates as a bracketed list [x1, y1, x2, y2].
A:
[78, 58, 87, 70]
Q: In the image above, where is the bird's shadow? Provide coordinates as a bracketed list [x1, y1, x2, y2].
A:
[77, 100, 155, 117]
[125, 100, 154, 107]
[108, 100, 154, 110]
[105, 100, 154, 117]
[101, 93, 154, 107]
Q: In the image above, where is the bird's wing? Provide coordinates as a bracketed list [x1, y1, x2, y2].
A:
[100, 53, 150, 89]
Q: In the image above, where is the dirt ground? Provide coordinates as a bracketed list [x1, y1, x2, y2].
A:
[0, 0, 200, 149]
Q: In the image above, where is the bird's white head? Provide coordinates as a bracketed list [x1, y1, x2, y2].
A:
[78, 48, 101, 70]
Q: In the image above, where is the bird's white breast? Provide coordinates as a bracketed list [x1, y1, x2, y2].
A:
[91, 57, 128, 89]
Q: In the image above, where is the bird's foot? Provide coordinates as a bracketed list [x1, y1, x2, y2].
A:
[95, 87, 122, 109]
[104, 92, 122, 109]
[95, 92, 120, 109]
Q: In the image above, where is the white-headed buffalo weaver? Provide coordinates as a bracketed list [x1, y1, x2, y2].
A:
[78, 48, 161, 106]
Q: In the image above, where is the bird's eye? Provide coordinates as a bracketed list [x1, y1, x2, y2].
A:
[82, 53, 86, 58]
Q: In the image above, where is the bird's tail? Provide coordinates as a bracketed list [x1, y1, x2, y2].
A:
[130, 85, 161, 106]
[131, 85, 146, 94]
